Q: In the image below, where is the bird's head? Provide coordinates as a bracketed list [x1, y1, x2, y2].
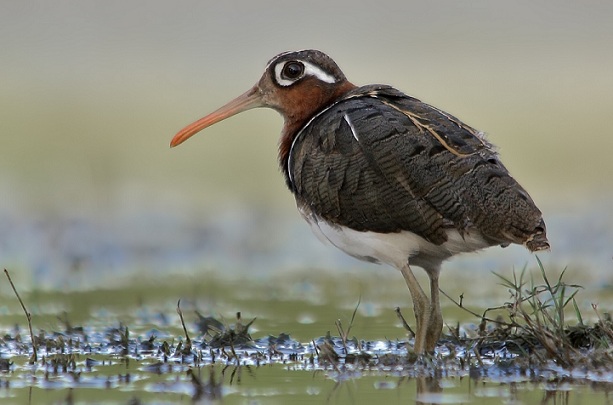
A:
[170, 50, 355, 147]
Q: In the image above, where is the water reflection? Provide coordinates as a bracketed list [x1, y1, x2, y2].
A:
[415, 377, 445, 405]
[313, 371, 609, 405]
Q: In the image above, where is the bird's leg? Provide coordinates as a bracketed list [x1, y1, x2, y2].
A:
[399, 263, 430, 354]
[424, 271, 443, 353]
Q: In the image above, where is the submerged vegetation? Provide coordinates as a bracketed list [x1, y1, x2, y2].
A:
[1, 261, 613, 402]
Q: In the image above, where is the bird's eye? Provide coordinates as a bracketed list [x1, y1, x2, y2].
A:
[281, 62, 304, 80]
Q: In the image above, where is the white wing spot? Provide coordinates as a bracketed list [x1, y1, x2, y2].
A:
[344, 114, 359, 142]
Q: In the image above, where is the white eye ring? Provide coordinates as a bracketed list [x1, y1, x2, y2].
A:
[274, 60, 337, 87]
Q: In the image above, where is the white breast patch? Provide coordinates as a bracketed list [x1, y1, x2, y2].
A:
[299, 206, 491, 272]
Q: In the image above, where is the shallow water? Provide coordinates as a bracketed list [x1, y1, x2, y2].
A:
[2, 273, 613, 404]
[4, 362, 611, 404]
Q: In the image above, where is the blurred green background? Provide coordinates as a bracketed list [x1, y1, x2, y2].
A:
[1, 1, 612, 290]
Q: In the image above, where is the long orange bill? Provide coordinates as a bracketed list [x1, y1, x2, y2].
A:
[170, 86, 263, 147]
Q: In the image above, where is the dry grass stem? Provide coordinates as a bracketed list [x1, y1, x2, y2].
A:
[4, 268, 37, 363]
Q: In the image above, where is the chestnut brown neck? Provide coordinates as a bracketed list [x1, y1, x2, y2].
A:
[278, 80, 356, 186]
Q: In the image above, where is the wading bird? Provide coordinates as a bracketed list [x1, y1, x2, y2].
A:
[170, 50, 549, 354]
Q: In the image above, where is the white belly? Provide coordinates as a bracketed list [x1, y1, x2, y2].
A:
[302, 212, 492, 272]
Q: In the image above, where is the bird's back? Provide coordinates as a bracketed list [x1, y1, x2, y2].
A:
[288, 85, 549, 252]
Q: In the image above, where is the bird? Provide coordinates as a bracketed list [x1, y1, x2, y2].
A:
[170, 49, 549, 354]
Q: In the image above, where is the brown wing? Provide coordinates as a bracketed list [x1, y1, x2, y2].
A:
[288, 85, 548, 248]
